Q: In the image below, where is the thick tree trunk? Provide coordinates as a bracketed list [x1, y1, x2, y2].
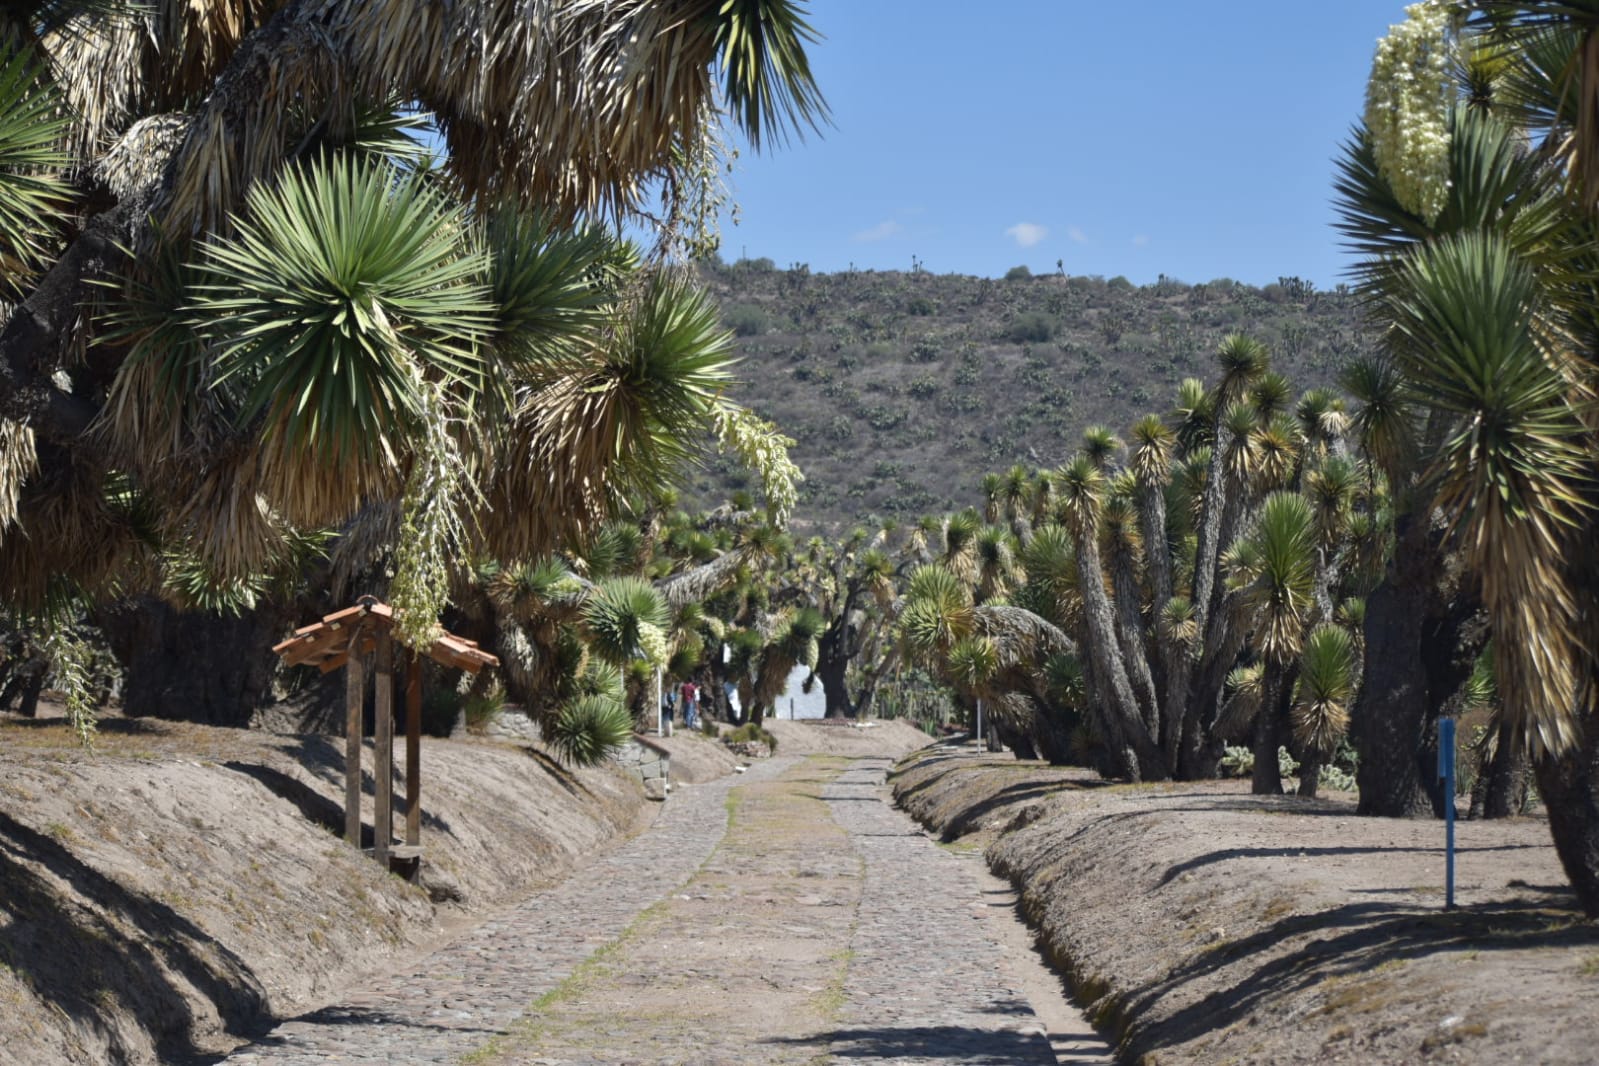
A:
[1250, 667, 1285, 795]
[1535, 722, 1599, 918]
[1352, 512, 1443, 817]
[815, 622, 855, 719]
[95, 597, 294, 727]
[1297, 753, 1322, 798]
[1470, 731, 1531, 819]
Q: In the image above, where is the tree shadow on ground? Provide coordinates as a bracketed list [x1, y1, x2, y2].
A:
[522, 745, 594, 799]
[265, 736, 455, 835]
[1126, 896, 1597, 1060]
[1157, 842, 1545, 887]
[0, 810, 269, 1064]
[766, 1022, 1056, 1060]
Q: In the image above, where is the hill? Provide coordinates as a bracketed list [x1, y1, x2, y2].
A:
[692, 260, 1377, 532]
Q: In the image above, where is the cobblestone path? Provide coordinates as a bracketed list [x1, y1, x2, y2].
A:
[217, 755, 1109, 1065]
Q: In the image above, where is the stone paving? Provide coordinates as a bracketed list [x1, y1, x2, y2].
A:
[819, 759, 1059, 1064]
[215, 754, 1106, 1065]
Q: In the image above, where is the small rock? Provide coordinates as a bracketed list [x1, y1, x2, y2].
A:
[643, 778, 669, 801]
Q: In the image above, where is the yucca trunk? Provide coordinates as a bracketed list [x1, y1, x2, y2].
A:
[1352, 515, 1485, 817]
[1109, 548, 1159, 738]
[1250, 664, 1286, 795]
[815, 620, 854, 719]
[1074, 531, 1162, 780]
[1189, 431, 1230, 637]
[1535, 727, 1599, 918]
[1135, 479, 1186, 769]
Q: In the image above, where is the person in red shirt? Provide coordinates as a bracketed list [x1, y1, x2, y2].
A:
[680, 679, 699, 729]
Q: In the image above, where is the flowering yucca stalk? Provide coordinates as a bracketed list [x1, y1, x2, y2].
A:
[1365, 0, 1460, 224]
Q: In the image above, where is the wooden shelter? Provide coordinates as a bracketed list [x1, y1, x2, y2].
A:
[272, 596, 499, 869]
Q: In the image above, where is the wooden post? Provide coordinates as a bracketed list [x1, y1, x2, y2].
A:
[405, 655, 422, 847]
[344, 623, 366, 848]
[374, 632, 394, 865]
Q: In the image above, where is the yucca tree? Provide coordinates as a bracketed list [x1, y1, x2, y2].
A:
[1333, 95, 1549, 818]
[1190, 335, 1270, 638]
[1055, 454, 1162, 780]
[1291, 624, 1357, 798]
[1226, 491, 1319, 795]
[0, 1, 825, 662]
[1345, 7, 1599, 914]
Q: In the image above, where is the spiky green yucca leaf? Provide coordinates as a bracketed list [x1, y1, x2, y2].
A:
[1081, 425, 1121, 469]
[0, 38, 70, 294]
[945, 636, 999, 694]
[548, 694, 633, 766]
[906, 563, 969, 611]
[1250, 371, 1293, 419]
[1214, 334, 1271, 403]
[482, 208, 615, 372]
[582, 575, 670, 667]
[1173, 377, 1215, 454]
[1292, 624, 1355, 755]
[1055, 455, 1105, 532]
[1130, 414, 1176, 486]
[1235, 492, 1318, 664]
[1160, 595, 1199, 648]
[192, 156, 494, 472]
[1381, 229, 1589, 755]
[714, 0, 831, 151]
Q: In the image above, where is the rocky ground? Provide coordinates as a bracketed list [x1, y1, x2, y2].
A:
[893, 743, 1599, 1065]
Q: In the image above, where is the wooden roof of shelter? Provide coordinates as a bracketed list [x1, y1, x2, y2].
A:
[272, 596, 500, 674]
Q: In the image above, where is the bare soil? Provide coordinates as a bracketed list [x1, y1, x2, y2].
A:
[0, 705, 643, 1066]
[893, 743, 1599, 1066]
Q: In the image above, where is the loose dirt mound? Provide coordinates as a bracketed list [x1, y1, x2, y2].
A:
[893, 747, 1597, 1065]
[0, 711, 649, 1066]
[763, 717, 933, 759]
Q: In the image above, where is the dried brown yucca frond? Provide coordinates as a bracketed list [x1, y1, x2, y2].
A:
[159, 441, 285, 583]
[0, 461, 153, 606]
[252, 413, 405, 529]
[327, 500, 401, 598]
[973, 604, 1076, 668]
[478, 376, 618, 561]
[96, 113, 191, 203]
[156, 16, 347, 236]
[0, 418, 37, 532]
[658, 548, 751, 610]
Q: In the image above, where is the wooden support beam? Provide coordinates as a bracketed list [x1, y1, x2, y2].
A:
[374, 633, 394, 866]
[344, 624, 365, 848]
[405, 655, 422, 848]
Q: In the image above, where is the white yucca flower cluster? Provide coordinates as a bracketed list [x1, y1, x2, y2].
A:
[713, 405, 802, 527]
[637, 621, 670, 670]
[1365, 0, 1458, 224]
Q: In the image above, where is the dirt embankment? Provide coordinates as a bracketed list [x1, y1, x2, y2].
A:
[893, 744, 1599, 1066]
[0, 712, 657, 1066]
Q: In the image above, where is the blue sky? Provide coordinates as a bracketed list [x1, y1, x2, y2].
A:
[714, 1, 1414, 288]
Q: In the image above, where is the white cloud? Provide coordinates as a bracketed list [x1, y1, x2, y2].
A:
[1068, 226, 1089, 244]
[853, 220, 902, 242]
[1132, 234, 1150, 248]
[1006, 222, 1048, 248]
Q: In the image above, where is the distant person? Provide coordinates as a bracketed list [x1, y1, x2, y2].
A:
[680, 679, 699, 729]
[662, 687, 677, 735]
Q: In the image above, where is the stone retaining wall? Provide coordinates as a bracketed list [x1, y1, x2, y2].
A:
[613, 734, 672, 796]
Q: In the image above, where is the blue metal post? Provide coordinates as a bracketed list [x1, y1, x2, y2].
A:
[1438, 717, 1456, 909]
